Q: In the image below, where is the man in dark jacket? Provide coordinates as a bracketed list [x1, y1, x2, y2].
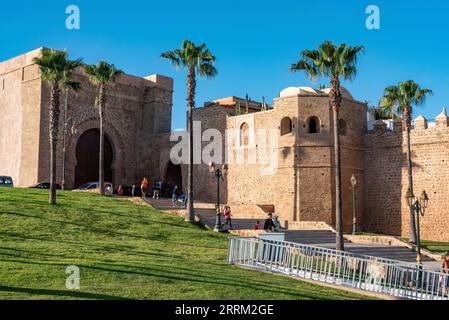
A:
[264, 213, 275, 232]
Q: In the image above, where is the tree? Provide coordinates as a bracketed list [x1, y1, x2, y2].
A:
[33, 49, 82, 204]
[370, 105, 397, 120]
[380, 80, 433, 243]
[161, 40, 217, 222]
[290, 41, 365, 251]
[84, 61, 123, 196]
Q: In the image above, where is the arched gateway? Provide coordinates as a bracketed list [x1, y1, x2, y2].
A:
[165, 161, 183, 193]
[74, 129, 114, 188]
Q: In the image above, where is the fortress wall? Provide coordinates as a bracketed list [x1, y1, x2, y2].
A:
[339, 99, 367, 232]
[364, 123, 449, 242]
[0, 49, 42, 186]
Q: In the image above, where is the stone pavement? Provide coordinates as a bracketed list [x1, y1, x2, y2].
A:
[142, 198, 441, 271]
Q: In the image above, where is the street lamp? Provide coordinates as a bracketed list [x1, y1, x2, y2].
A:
[351, 174, 357, 235]
[405, 189, 429, 265]
[209, 162, 228, 232]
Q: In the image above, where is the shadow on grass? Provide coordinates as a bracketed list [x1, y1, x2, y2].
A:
[0, 256, 355, 300]
[0, 286, 128, 300]
[0, 212, 226, 250]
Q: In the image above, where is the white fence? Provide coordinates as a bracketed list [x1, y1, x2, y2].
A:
[227, 237, 449, 300]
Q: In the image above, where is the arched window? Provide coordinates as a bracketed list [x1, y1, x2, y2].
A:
[308, 117, 320, 134]
[339, 119, 347, 136]
[240, 122, 250, 147]
[280, 117, 293, 136]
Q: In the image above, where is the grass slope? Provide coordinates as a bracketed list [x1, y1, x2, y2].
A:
[0, 188, 371, 300]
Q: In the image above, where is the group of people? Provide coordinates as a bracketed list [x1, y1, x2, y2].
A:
[254, 213, 281, 232]
[140, 178, 187, 207]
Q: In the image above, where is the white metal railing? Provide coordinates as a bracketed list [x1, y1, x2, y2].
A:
[227, 237, 449, 300]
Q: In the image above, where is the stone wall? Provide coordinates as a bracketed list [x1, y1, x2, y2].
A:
[364, 115, 449, 242]
[0, 48, 173, 189]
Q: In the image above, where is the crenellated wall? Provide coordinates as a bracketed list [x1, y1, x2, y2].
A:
[364, 110, 449, 242]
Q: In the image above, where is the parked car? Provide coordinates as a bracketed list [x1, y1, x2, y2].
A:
[30, 182, 61, 190]
[0, 176, 14, 188]
[73, 182, 113, 194]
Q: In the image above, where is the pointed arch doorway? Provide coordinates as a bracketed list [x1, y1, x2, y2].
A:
[74, 129, 114, 188]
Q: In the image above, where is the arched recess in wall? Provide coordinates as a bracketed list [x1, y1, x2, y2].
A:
[240, 122, 250, 147]
[281, 117, 293, 136]
[339, 119, 348, 136]
[308, 117, 320, 134]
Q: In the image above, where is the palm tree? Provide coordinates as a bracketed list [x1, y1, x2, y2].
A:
[290, 41, 365, 251]
[84, 61, 123, 196]
[33, 49, 82, 204]
[370, 105, 397, 120]
[380, 80, 433, 244]
[161, 40, 217, 222]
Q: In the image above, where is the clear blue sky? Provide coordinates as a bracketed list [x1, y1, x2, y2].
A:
[1, 0, 448, 130]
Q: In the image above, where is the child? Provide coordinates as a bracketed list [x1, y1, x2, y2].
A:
[180, 193, 187, 207]
[254, 221, 261, 230]
[117, 185, 123, 197]
[224, 206, 233, 230]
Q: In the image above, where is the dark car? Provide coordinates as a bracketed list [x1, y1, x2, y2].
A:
[31, 182, 61, 190]
[0, 176, 14, 188]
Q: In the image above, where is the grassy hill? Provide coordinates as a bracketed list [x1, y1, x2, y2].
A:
[0, 188, 371, 300]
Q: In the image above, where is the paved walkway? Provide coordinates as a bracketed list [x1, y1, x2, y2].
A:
[142, 198, 440, 271]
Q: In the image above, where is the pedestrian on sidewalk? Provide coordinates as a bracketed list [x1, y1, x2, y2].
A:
[223, 206, 233, 230]
[440, 252, 449, 295]
[180, 193, 187, 207]
[172, 186, 179, 207]
[140, 178, 149, 197]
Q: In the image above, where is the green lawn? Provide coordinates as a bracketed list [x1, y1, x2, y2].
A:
[0, 188, 372, 300]
[401, 238, 449, 255]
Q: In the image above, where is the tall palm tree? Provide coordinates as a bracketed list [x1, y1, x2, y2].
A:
[290, 41, 365, 251]
[33, 49, 82, 204]
[84, 61, 123, 196]
[161, 40, 217, 222]
[380, 80, 433, 244]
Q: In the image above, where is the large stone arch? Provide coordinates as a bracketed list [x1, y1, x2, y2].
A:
[65, 117, 127, 189]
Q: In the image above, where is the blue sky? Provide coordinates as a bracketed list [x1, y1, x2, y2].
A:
[1, 0, 448, 130]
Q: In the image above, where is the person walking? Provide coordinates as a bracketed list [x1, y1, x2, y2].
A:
[172, 186, 179, 207]
[140, 178, 149, 197]
[180, 193, 187, 207]
[440, 252, 449, 295]
[223, 206, 233, 230]
[152, 181, 160, 199]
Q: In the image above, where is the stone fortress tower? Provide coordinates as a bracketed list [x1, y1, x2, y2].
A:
[0, 48, 173, 189]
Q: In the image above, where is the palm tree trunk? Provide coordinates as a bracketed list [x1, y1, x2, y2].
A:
[330, 76, 345, 251]
[404, 106, 417, 244]
[186, 67, 196, 222]
[99, 85, 105, 196]
[49, 82, 60, 204]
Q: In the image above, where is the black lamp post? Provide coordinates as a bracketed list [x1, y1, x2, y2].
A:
[209, 162, 228, 232]
[351, 174, 357, 235]
[405, 189, 429, 265]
